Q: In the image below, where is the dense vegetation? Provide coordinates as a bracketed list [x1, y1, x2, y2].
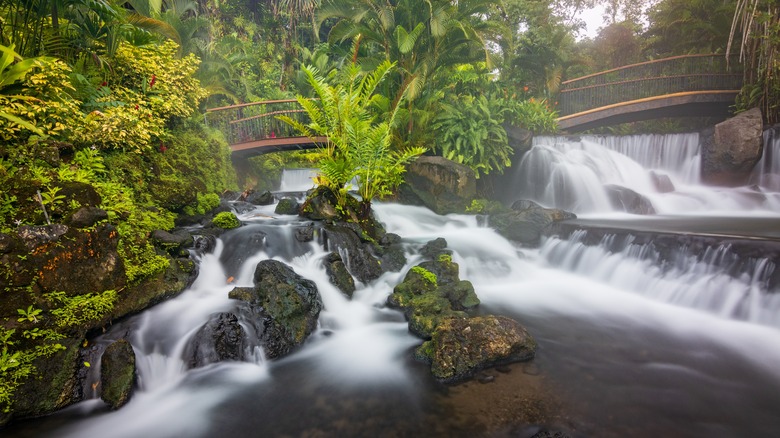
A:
[0, 0, 778, 420]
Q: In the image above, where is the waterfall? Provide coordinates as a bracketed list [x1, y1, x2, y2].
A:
[279, 168, 317, 192]
[511, 132, 780, 215]
[12, 133, 780, 438]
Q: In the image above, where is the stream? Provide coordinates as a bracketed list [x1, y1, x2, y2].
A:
[10, 128, 780, 437]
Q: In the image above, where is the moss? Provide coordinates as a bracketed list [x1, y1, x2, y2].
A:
[410, 266, 438, 288]
[212, 211, 240, 229]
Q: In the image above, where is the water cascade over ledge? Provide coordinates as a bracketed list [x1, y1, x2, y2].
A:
[8, 130, 780, 438]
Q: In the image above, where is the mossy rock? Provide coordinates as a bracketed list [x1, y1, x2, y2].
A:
[212, 211, 241, 229]
[100, 339, 136, 409]
[414, 315, 536, 383]
[274, 197, 300, 215]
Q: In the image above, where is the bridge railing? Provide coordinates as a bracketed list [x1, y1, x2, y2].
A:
[558, 54, 743, 116]
[205, 99, 310, 145]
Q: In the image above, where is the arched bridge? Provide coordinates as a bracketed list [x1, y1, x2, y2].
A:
[205, 99, 325, 157]
[557, 54, 743, 132]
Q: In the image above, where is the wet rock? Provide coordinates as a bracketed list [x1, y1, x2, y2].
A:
[421, 237, 450, 260]
[511, 199, 543, 211]
[414, 315, 536, 383]
[228, 260, 322, 359]
[300, 186, 340, 221]
[295, 223, 315, 242]
[184, 312, 247, 368]
[604, 184, 656, 215]
[65, 206, 108, 228]
[377, 233, 407, 273]
[193, 234, 218, 254]
[701, 107, 764, 186]
[232, 201, 256, 215]
[323, 224, 383, 283]
[275, 197, 300, 215]
[324, 252, 356, 297]
[650, 171, 675, 193]
[489, 205, 576, 247]
[398, 156, 477, 214]
[100, 339, 136, 409]
[388, 253, 479, 339]
[242, 190, 274, 206]
[151, 229, 193, 256]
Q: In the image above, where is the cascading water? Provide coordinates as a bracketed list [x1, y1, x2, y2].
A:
[10, 131, 780, 438]
[513, 133, 780, 214]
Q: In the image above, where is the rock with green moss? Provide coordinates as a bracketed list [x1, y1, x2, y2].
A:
[228, 260, 322, 359]
[212, 211, 241, 229]
[324, 252, 356, 298]
[388, 253, 479, 338]
[100, 339, 136, 409]
[275, 197, 300, 215]
[414, 315, 536, 383]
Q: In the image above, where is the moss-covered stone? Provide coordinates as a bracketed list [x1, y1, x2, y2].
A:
[274, 197, 300, 215]
[212, 211, 241, 229]
[415, 315, 537, 383]
[388, 246, 479, 339]
[100, 339, 136, 409]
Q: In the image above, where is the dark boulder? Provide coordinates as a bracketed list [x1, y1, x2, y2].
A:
[232, 201, 256, 215]
[701, 108, 764, 185]
[242, 190, 275, 206]
[604, 184, 656, 215]
[323, 224, 383, 283]
[414, 315, 537, 383]
[65, 206, 108, 228]
[228, 260, 322, 359]
[58, 181, 102, 208]
[151, 229, 193, 256]
[398, 156, 477, 214]
[100, 339, 136, 409]
[193, 234, 218, 255]
[12, 224, 125, 297]
[489, 204, 576, 246]
[324, 252, 356, 297]
[184, 312, 247, 368]
[275, 197, 300, 215]
[377, 233, 407, 273]
[420, 237, 450, 260]
[295, 223, 315, 242]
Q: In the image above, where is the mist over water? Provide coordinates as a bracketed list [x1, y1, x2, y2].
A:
[12, 131, 780, 437]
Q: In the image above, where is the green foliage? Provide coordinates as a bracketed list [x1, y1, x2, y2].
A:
[16, 306, 42, 323]
[504, 98, 559, 135]
[465, 198, 506, 214]
[411, 266, 438, 287]
[45, 290, 118, 330]
[432, 93, 512, 177]
[0, 327, 65, 413]
[213, 211, 241, 229]
[183, 193, 221, 216]
[280, 62, 424, 212]
[0, 55, 81, 143]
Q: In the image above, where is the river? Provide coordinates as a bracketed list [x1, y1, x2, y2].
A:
[10, 128, 780, 437]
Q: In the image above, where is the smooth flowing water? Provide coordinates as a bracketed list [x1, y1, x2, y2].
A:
[11, 129, 780, 437]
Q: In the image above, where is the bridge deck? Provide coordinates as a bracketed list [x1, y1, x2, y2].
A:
[230, 136, 328, 158]
[558, 90, 740, 132]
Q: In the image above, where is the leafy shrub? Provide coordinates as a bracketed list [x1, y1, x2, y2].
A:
[432, 93, 512, 177]
[504, 98, 558, 135]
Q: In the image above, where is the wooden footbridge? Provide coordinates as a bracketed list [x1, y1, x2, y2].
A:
[206, 54, 743, 154]
[204, 99, 325, 158]
[557, 54, 743, 132]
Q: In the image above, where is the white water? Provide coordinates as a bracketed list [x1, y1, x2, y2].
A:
[514, 132, 780, 215]
[17, 131, 780, 437]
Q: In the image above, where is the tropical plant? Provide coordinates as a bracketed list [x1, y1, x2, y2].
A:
[727, 0, 779, 124]
[279, 61, 424, 214]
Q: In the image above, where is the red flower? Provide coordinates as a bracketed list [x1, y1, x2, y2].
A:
[159, 143, 167, 152]
[101, 81, 107, 87]
[523, 86, 529, 92]
[149, 74, 156, 88]
[135, 104, 139, 110]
